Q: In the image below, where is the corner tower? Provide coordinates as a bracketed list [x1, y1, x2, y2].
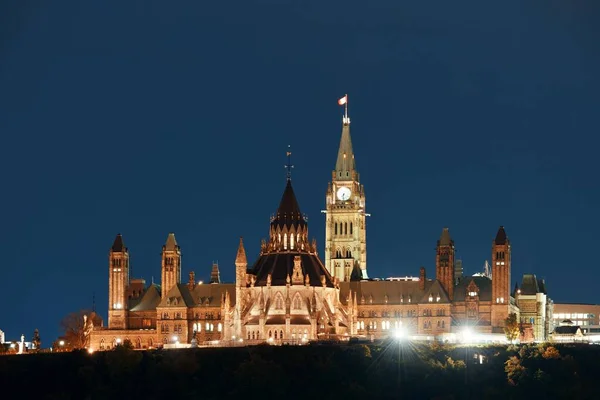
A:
[324, 98, 368, 282]
[435, 227, 455, 300]
[161, 233, 181, 299]
[108, 234, 129, 329]
[491, 226, 511, 327]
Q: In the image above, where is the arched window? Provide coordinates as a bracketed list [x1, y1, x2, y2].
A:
[269, 330, 272, 338]
[274, 330, 278, 339]
[335, 223, 338, 235]
[293, 294, 302, 310]
[275, 295, 283, 310]
[290, 233, 294, 249]
[344, 222, 348, 235]
[99, 339, 105, 350]
[218, 323, 222, 332]
[350, 222, 353, 235]
[252, 331, 255, 340]
[280, 330, 283, 339]
[283, 234, 288, 250]
[247, 331, 251, 340]
[335, 249, 341, 258]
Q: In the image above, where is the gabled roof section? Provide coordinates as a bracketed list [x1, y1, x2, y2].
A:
[339, 280, 426, 306]
[494, 226, 507, 245]
[130, 285, 161, 312]
[438, 227, 453, 246]
[111, 234, 126, 252]
[164, 233, 178, 251]
[158, 284, 195, 307]
[520, 274, 540, 295]
[453, 276, 492, 301]
[191, 283, 236, 307]
[271, 180, 306, 229]
[419, 280, 451, 304]
[335, 122, 356, 179]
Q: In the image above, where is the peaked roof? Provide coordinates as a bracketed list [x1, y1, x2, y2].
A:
[520, 274, 540, 295]
[271, 180, 306, 229]
[420, 280, 451, 303]
[335, 122, 356, 179]
[111, 234, 126, 252]
[235, 237, 247, 265]
[129, 285, 161, 311]
[164, 233, 178, 251]
[438, 227, 453, 246]
[494, 226, 508, 245]
[158, 284, 195, 308]
[249, 252, 335, 288]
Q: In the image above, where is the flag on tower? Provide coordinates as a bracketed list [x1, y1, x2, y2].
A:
[338, 95, 347, 106]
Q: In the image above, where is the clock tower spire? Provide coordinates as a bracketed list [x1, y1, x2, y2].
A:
[324, 95, 368, 282]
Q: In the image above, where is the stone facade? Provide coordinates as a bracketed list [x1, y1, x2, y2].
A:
[89, 110, 552, 350]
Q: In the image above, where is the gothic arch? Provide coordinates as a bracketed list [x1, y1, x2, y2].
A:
[274, 291, 284, 310]
[292, 292, 303, 310]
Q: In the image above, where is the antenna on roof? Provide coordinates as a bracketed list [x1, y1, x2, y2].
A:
[285, 145, 294, 181]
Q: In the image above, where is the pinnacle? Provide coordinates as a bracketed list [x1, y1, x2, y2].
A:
[111, 234, 126, 252]
[236, 237, 247, 265]
[438, 227, 453, 246]
[164, 233, 178, 251]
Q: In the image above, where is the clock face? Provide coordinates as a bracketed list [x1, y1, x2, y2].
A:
[336, 186, 351, 201]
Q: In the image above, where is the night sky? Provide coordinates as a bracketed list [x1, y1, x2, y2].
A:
[1, 1, 598, 342]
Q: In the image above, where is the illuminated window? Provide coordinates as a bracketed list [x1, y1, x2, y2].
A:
[284, 234, 288, 250]
[290, 234, 294, 249]
[142, 318, 152, 328]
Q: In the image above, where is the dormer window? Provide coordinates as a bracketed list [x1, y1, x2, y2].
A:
[468, 291, 478, 297]
[436, 294, 440, 302]
[428, 294, 433, 302]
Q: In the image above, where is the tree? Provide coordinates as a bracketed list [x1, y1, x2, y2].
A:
[32, 329, 41, 351]
[504, 313, 520, 344]
[60, 310, 103, 349]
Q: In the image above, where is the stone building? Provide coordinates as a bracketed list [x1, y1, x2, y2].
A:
[89, 106, 551, 350]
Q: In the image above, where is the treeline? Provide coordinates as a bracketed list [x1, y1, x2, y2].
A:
[0, 342, 598, 399]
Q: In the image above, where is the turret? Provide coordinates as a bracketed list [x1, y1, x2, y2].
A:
[108, 234, 129, 329]
[492, 226, 511, 305]
[161, 233, 181, 299]
[435, 227, 455, 300]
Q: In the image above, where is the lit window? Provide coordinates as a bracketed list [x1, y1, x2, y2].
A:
[218, 323, 222, 332]
[428, 295, 433, 302]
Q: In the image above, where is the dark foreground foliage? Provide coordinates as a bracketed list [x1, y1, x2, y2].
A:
[0, 341, 599, 399]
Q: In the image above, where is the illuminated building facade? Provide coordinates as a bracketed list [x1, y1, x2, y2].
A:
[89, 106, 551, 350]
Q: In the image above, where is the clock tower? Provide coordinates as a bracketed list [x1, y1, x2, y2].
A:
[324, 107, 368, 282]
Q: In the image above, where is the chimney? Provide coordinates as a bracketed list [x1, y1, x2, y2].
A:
[188, 271, 196, 290]
[419, 267, 426, 290]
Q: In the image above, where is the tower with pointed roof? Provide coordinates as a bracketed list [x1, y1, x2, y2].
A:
[108, 234, 130, 329]
[161, 233, 181, 299]
[324, 104, 368, 282]
[435, 227, 455, 300]
[491, 226, 511, 327]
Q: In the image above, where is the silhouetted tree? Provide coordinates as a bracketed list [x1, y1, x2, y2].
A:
[32, 329, 41, 351]
[60, 310, 103, 349]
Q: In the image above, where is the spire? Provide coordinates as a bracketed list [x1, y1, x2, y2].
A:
[494, 226, 508, 245]
[335, 121, 356, 180]
[438, 227, 453, 246]
[111, 234, 126, 252]
[210, 262, 220, 284]
[164, 233, 178, 250]
[235, 237, 247, 266]
[271, 180, 306, 229]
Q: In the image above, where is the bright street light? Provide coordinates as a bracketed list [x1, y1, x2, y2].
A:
[461, 327, 474, 344]
[393, 327, 407, 340]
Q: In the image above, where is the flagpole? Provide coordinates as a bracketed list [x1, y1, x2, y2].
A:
[345, 93, 348, 119]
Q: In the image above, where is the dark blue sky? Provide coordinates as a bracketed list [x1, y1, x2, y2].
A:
[1, 1, 598, 342]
